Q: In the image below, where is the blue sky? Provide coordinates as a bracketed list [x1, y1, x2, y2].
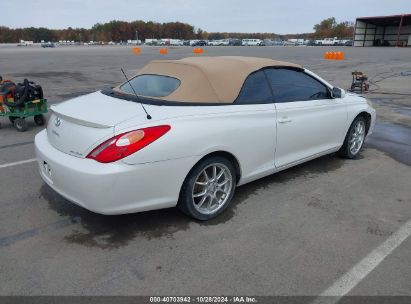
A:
[2, 0, 411, 33]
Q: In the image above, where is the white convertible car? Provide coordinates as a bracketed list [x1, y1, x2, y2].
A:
[35, 56, 376, 220]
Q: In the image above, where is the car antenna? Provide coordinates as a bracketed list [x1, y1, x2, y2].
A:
[120, 68, 152, 120]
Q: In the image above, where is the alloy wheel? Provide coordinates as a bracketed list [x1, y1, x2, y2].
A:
[192, 163, 233, 215]
[349, 120, 365, 155]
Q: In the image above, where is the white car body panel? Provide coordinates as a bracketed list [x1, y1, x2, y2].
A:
[274, 98, 347, 167]
[46, 112, 113, 158]
[35, 68, 376, 215]
[115, 104, 277, 179]
[51, 91, 146, 127]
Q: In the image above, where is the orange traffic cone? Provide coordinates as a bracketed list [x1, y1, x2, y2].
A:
[336, 51, 345, 60]
[159, 48, 168, 55]
[324, 51, 345, 60]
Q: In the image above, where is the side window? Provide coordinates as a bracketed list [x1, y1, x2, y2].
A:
[264, 68, 331, 103]
[235, 70, 273, 104]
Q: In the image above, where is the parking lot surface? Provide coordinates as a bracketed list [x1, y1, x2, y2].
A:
[0, 45, 410, 297]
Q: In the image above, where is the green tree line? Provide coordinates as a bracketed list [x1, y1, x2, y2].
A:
[0, 20, 196, 43]
[0, 18, 353, 43]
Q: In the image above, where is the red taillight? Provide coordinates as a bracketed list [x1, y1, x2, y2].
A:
[87, 125, 171, 163]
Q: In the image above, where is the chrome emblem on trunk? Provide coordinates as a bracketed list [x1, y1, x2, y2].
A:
[54, 117, 61, 127]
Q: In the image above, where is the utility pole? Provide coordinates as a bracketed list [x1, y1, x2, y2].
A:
[136, 30, 139, 44]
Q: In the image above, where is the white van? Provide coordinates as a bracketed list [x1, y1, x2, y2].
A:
[242, 39, 263, 46]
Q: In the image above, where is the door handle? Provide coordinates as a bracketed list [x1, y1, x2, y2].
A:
[278, 117, 292, 124]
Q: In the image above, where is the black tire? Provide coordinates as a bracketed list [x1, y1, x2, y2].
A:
[338, 116, 366, 159]
[13, 118, 28, 132]
[34, 114, 45, 126]
[178, 156, 237, 221]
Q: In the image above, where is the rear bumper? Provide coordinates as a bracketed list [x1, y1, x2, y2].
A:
[35, 130, 199, 215]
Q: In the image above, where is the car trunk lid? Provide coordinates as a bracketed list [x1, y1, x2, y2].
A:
[47, 91, 147, 158]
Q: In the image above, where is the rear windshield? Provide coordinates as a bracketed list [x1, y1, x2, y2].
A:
[119, 74, 181, 97]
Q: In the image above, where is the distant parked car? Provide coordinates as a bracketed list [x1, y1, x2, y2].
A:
[265, 39, 284, 46]
[41, 42, 56, 48]
[229, 39, 242, 46]
[208, 40, 220, 46]
[344, 40, 353, 46]
[192, 40, 207, 46]
[219, 39, 230, 46]
[242, 39, 264, 46]
[315, 37, 340, 46]
[18, 40, 34, 46]
[282, 41, 296, 46]
[264, 39, 278, 46]
[209, 39, 230, 46]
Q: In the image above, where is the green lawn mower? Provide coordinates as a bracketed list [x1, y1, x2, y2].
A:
[0, 76, 48, 132]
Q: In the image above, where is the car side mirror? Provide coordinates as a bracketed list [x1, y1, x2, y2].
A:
[332, 87, 345, 99]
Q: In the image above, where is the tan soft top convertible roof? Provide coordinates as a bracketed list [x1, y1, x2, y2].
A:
[122, 56, 302, 103]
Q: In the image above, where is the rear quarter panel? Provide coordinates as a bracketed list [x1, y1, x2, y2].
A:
[116, 104, 277, 184]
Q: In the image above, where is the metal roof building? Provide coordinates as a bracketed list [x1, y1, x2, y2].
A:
[354, 14, 411, 47]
